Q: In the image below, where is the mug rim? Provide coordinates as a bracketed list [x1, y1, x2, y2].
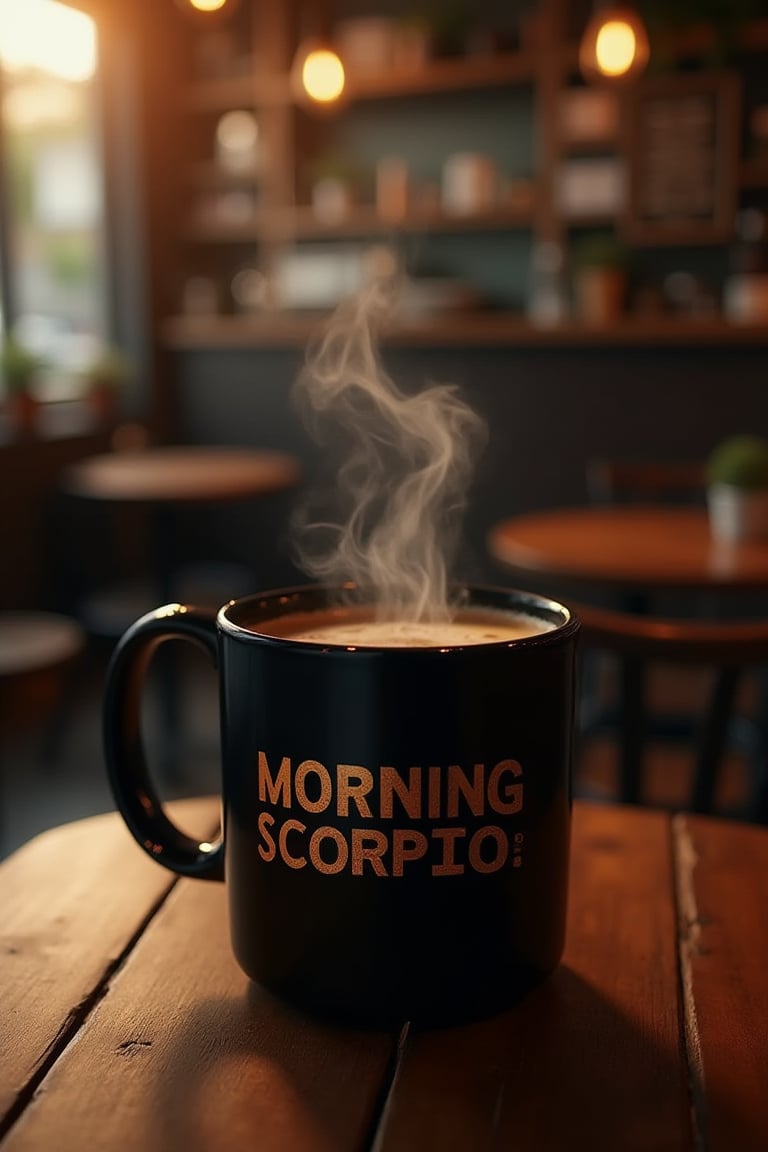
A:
[217, 583, 579, 652]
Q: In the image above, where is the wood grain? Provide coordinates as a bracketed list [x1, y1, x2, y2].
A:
[376, 803, 692, 1151]
[3, 878, 394, 1152]
[4, 802, 766, 1150]
[675, 814, 768, 1152]
[0, 798, 219, 1132]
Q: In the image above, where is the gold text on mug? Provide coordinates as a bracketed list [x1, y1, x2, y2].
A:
[255, 753, 525, 878]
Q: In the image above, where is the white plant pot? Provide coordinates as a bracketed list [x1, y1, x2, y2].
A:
[707, 483, 768, 543]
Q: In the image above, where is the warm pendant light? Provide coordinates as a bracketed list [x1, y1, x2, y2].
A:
[175, 0, 239, 20]
[291, 3, 346, 108]
[291, 38, 346, 107]
[580, 5, 649, 83]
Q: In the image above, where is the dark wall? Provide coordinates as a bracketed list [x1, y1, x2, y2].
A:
[171, 341, 764, 593]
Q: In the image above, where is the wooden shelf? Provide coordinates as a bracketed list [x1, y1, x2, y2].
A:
[557, 137, 619, 157]
[182, 50, 534, 114]
[182, 204, 535, 243]
[162, 312, 768, 350]
[343, 51, 536, 101]
[279, 204, 535, 240]
[184, 216, 262, 242]
[563, 213, 620, 229]
[184, 161, 261, 189]
[167, 10, 768, 356]
[668, 18, 768, 58]
[740, 159, 768, 190]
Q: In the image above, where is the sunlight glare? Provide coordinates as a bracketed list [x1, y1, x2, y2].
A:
[4, 79, 81, 128]
[0, 0, 96, 83]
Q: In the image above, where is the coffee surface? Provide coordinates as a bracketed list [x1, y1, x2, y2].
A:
[253, 606, 555, 647]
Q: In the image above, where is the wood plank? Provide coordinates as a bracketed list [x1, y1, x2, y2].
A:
[161, 312, 768, 351]
[3, 878, 394, 1152]
[675, 814, 768, 1152]
[0, 798, 219, 1132]
[280, 205, 534, 240]
[183, 204, 534, 243]
[345, 50, 535, 101]
[377, 804, 692, 1151]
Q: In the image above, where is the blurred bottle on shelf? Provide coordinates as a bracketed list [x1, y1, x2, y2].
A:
[724, 209, 768, 325]
[527, 240, 568, 328]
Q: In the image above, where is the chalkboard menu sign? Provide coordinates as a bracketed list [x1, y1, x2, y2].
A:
[624, 73, 740, 245]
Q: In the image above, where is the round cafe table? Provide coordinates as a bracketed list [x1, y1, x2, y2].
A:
[62, 446, 301, 773]
[63, 445, 301, 604]
[63, 446, 300, 507]
[488, 506, 768, 594]
[489, 505, 768, 814]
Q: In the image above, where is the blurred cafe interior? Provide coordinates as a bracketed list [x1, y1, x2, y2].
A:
[1, 0, 768, 856]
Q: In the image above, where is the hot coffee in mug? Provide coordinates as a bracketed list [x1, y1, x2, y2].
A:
[248, 603, 554, 645]
[104, 583, 579, 1029]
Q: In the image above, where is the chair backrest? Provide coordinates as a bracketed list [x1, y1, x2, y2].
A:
[572, 601, 768, 820]
[586, 459, 706, 506]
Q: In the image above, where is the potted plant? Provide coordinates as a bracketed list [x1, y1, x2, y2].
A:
[572, 234, 628, 325]
[707, 434, 768, 542]
[83, 345, 129, 424]
[0, 337, 43, 437]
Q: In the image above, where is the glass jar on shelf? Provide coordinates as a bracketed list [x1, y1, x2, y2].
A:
[527, 240, 568, 328]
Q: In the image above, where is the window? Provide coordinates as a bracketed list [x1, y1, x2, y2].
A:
[0, 0, 106, 400]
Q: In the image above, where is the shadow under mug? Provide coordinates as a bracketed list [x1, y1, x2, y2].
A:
[103, 583, 580, 1029]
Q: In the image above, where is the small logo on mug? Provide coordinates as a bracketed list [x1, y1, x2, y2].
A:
[256, 753, 524, 877]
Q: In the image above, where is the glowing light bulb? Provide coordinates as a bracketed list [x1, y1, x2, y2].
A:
[579, 7, 649, 84]
[595, 20, 637, 77]
[188, 0, 228, 11]
[301, 48, 345, 104]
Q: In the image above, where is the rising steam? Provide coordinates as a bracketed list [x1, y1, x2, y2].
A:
[292, 279, 486, 622]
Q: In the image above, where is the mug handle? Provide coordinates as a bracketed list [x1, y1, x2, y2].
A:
[103, 603, 225, 881]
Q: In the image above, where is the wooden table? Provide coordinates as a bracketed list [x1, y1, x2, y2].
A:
[62, 445, 301, 602]
[489, 506, 768, 814]
[63, 446, 300, 509]
[2, 797, 767, 1151]
[488, 506, 768, 593]
[62, 447, 301, 772]
[0, 613, 83, 679]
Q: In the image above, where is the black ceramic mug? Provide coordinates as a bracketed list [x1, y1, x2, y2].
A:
[103, 584, 579, 1029]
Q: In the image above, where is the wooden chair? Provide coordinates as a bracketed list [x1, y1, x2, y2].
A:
[573, 601, 768, 819]
[582, 455, 725, 771]
[0, 612, 86, 848]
